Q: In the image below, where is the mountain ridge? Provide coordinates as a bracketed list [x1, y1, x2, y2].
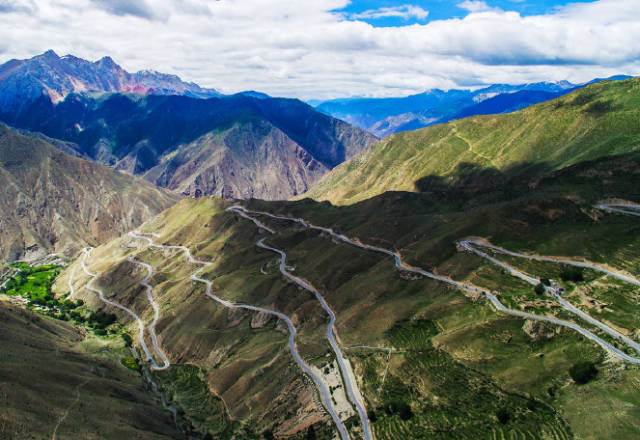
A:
[304, 77, 640, 205]
[0, 92, 377, 200]
[0, 50, 222, 111]
[314, 77, 630, 137]
[0, 123, 178, 260]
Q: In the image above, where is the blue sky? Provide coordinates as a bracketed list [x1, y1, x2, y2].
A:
[336, 1, 596, 26]
[0, 0, 638, 99]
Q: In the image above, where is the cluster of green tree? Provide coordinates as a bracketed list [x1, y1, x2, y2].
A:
[367, 400, 413, 422]
[1, 264, 61, 303]
[560, 267, 584, 282]
[55, 305, 118, 336]
[86, 310, 118, 334]
[496, 407, 511, 424]
[569, 362, 598, 384]
[3, 263, 125, 336]
[121, 357, 141, 372]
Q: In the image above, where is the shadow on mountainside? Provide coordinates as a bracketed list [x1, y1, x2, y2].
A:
[414, 161, 552, 205]
[250, 151, 640, 269]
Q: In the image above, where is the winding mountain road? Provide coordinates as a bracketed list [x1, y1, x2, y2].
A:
[128, 231, 352, 440]
[460, 240, 640, 356]
[229, 206, 640, 364]
[228, 206, 373, 440]
[257, 238, 372, 440]
[127, 256, 171, 370]
[461, 239, 640, 288]
[78, 248, 169, 371]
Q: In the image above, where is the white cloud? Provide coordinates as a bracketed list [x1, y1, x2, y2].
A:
[0, 0, 638, 99]
[89, 0, 157, 19]
[349, 5, 429, 21]
[457, 1, 499, 13]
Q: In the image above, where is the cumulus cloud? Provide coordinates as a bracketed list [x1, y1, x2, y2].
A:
[0, 0, 638, 99]
[349, 5, 429, 21]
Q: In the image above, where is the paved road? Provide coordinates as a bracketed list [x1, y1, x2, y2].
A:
[127, 256, 171, 370]
[128, 231, 352, 440]
[460, 240, 640, 358]
[597, 203, 640, 217]
[228, 206, 373, 440]
[78, 248, 168, 370]
[462, 239, 640, 288]
[231, 206, 640, 364]
[257, 238, 373, 440]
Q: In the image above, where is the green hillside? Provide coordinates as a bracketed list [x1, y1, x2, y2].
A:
[51, 149, 640, 439]
[304, 77, 640, 205]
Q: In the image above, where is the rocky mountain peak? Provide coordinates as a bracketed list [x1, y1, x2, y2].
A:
[0, 51, 222, 109]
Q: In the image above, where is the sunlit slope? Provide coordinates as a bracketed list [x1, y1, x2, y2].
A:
[304, 77, 640, 205]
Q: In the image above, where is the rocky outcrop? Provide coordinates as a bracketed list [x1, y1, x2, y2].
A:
[522, 319, 557, 341]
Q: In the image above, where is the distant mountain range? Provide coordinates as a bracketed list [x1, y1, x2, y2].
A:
[313, 76, 631, 137]
[0, 50, 222, 112]
[0, 51, 375, 200]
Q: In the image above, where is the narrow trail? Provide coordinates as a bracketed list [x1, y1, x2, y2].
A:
[128, 231, 352, 440]
[78, 248, 168, 371]
[377, 350, 392, 403]
[50, 378, 89, 440]
[452, 125, 498, 168]
[228, 206, 373, 440]
[0, 267, 19, 289]
[230, 206, 640, 364]
[141, 364, 178, 423]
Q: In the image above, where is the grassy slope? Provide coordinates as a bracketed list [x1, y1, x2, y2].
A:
[246, 151, 640, 439]
[0, 299, 180, 439]
[305, 77, 640, 205]
[55, 198, 334, 439]
[51, 153, 640, 438]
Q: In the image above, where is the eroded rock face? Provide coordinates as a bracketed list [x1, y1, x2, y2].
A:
[0, 124, 178, 261]
[251, 310, 274, 329]
[522, 319, 557, 341]
[143, 121, 332, 201]
[1, 76, 377, 201]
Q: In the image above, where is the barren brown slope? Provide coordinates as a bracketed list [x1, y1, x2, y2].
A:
[141, 119, 331, 200]
[0, 124, 178, 261]
[2, 93, 378, 201]
[0, 298, 181, 440]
